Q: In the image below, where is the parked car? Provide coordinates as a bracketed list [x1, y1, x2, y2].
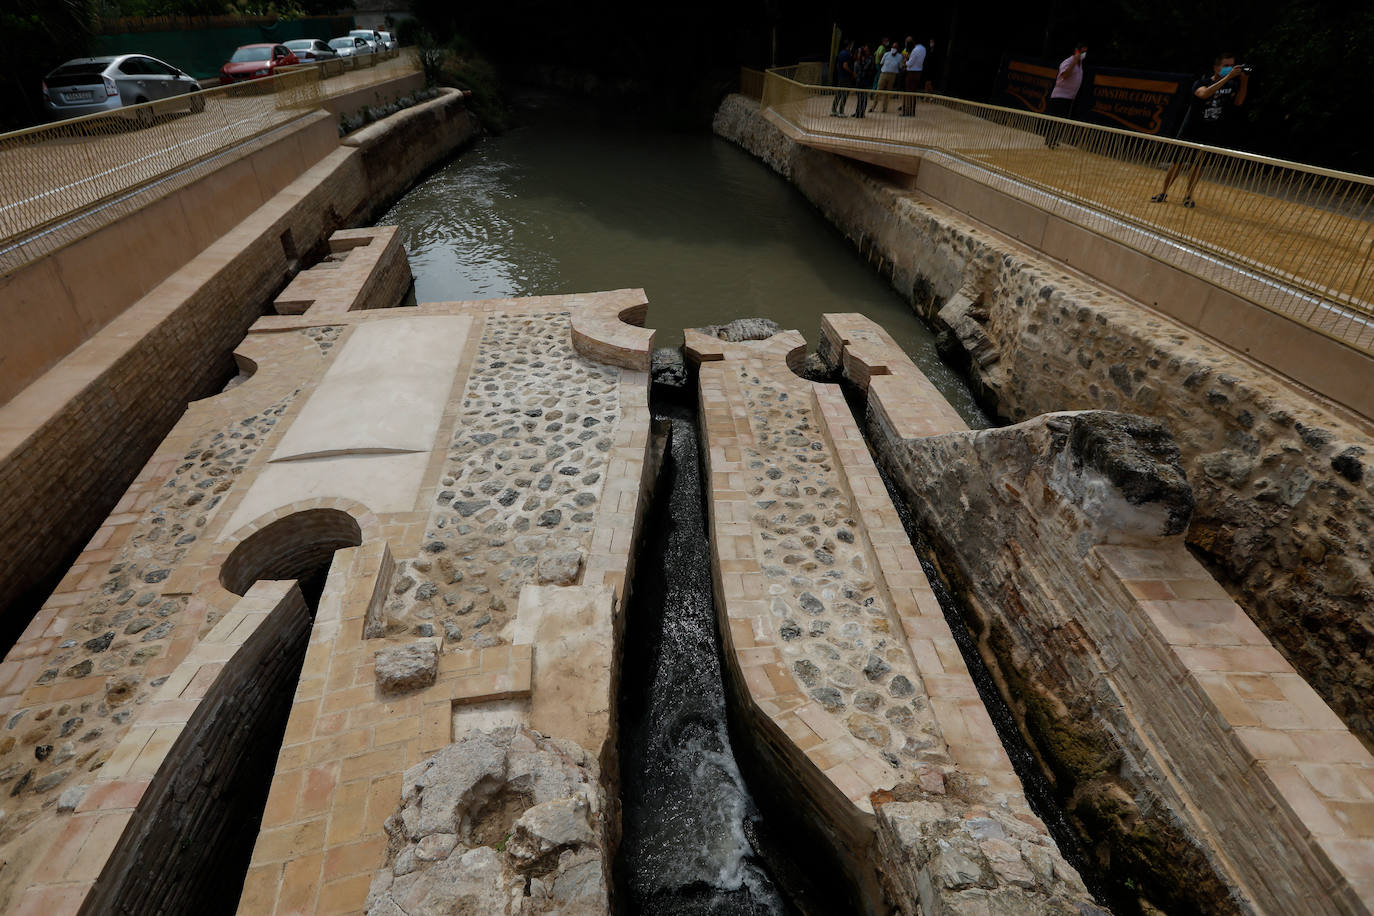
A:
[42, 54, 203, 120]
[284, 39, 337, 62]
[328, 37, 373, 58]
[377, 31, 397, 50]
[348, 29, 384, 53]
[219, 44, 300, 83]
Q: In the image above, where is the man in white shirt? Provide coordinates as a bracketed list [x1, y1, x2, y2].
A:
[902, 40, 927, 116]
[877, 44, 904, 112]
[1046, 43, 1087, 148]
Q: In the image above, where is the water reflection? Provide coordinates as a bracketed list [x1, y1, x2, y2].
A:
[380, 92, 987, 426]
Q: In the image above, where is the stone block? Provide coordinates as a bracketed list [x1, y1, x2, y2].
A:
[375, 641, 440, 694]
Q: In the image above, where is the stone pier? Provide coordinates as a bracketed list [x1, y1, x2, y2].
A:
[0, 228, 656, 914]
[823, 312, 1374, 915]
[687, 328, 1098, 914]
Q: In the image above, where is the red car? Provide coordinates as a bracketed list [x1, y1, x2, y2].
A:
[220, 44, 299, 82]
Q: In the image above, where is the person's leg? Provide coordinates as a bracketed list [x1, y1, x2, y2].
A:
[1152, 161, 1183, 201]
[854, 88, 867, 117]
[1045, 97, 1070, 147]
[878, 72, 894, 111]
[1183, 159, 1204, 206]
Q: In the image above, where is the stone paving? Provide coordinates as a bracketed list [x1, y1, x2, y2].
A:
[687, 328, 1097, 913]
[0, 226, 655, 914]
[384, 312, 625, 648]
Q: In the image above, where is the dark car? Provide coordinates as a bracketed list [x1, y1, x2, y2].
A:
[43, 54, 203, 120]
[220, 44, 300, 83]
[284, 39, 338, 62]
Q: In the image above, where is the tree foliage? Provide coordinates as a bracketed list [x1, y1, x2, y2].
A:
[430, 0, 1372, 173]
[0, 0, 99, 130]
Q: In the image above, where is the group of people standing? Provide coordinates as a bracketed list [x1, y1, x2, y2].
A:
[830, 36, 934, 119]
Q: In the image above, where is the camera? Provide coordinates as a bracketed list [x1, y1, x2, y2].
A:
[1239, 65, 1253, 74]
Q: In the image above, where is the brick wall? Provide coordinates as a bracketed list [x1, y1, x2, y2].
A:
[0, 97, 477, 642]
[80, 583, 313, 914]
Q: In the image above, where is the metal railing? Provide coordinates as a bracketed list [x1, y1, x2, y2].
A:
[0, 48, 412, 274]
[761, 68, 1374, 354]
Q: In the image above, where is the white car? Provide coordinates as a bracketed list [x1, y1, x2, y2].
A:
[328, 37, 373, 58]
[377, 31, 398, 50]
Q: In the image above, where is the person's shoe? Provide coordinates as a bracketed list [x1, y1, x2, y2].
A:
[1150, 192, 1167, 203]
[1182, 196, 1195, 208]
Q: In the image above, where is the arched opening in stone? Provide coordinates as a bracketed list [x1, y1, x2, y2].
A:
[83, 510, 365, 915]
[219, 507, 363, 604]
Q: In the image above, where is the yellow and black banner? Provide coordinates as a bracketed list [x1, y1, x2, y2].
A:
[1083, 68, 1193, 135]
[997, 59, 1194, 136]
[996, 58, 1058, 113]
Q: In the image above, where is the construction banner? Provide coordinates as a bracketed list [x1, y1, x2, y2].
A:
[1083, 68, 1194, 136]
[995, 58, 1058, 114]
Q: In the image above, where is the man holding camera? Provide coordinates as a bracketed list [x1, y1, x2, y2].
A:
[1151, 52, 1250, 208]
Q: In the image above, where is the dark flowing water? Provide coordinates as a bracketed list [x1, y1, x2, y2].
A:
[616, 406, 796, 914]
[380, 93, 987, 427]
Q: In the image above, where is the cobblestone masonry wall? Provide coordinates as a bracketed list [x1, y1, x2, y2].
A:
[691, 332, 1099, 915]
[820, 313, 1374, 914]
[380, 312, 624, 648]
[714, 93, 1374, 752]
[0, 329, 329, 910]
[80, 583, 313, 915]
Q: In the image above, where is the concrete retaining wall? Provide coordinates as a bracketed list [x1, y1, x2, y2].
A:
[0, 112, 341, 405]
[713, 93, 1374, 753]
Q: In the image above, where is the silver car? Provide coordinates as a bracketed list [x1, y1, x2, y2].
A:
[348, 30, 384, 53]
[285, 39, 338, 62]
[328, 37, 373, 58]
[43, 54, 202, 121]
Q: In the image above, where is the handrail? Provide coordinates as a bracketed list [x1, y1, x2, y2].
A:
[759, 67, 1374, 354]
[768, 66, 1374, 187]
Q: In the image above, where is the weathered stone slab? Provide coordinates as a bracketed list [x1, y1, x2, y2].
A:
[366, 726, 608, 916]
[375, 640, 440, 693]
[825, 314, 1374, 915]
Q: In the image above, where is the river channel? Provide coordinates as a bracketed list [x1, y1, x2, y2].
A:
[380, 93, 987, 427]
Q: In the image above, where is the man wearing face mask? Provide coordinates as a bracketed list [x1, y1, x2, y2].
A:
[1151, 52, 1250, 208]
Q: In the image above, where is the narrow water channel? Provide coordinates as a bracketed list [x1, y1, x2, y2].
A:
[616, 404, 793, 914]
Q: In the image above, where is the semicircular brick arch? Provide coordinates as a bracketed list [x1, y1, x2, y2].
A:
[220, 506, 364, 596]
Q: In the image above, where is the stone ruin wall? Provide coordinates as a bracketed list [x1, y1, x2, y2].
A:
[689, 331, 1102, 916]
[713, 93, 1374, 753]
[818, 313, 1374, 914]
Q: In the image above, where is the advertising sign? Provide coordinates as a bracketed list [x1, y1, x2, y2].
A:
[1083, 68, 1194, 136]
[997, 59, 1195, 136]
[997, 58, 1057, 113]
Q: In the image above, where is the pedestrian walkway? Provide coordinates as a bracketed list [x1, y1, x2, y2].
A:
[762, 71, 1374, 355]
